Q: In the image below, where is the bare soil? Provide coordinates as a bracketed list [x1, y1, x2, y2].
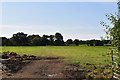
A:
[1, 52, 112, 80]
[1, 52, 86, 80]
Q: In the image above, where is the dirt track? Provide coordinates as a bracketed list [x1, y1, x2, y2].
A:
[2, 57, 86, 79]
[1, 52, 112, 80]
[8, 59, 65, 78]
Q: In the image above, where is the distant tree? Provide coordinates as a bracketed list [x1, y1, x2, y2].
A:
[86, 40, 90, 46]
[79, 40, 86, 45]
[95, 40, 104, 46]
[28, 35, 48, 46]
[54, 40, 64, 46]
[32, 36, 41, 46]
[2, 32, 110, 46]
[66, 39, 73, 45]
[41, 35, 49, 46]
[43, 35, 49, 39]
[28, 34, 50, 46]
[91, 40, 97, 46]
[27, 35, 34, 45]
[89, 40, 94, 46]
[28, 35, 41, 46]
[1, 37, 9, 46]
[86, 40, 104, 46]
[49, 35, 54, 45]
[74, 39, 79, 46]
[55, 32, 63, 41]
[102, 40, 111, 45]
[10, 32, 28, 46]
[54, 32, 64, 46]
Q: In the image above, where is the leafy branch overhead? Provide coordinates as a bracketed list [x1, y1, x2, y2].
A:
[101, 13, 120, 47]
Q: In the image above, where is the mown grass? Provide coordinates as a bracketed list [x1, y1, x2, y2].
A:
[1, 46, 112, 66]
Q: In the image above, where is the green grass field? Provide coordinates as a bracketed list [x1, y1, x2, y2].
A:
[1, 46, 112, 66]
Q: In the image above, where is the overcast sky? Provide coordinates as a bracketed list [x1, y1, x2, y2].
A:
[0, 2, 118, 40]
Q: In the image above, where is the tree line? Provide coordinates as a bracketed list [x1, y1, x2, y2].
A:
[1, 32, 110, 46]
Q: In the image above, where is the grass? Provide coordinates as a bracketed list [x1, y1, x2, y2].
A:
[1, 46, 114, 78]
[1, 46, 112, 66]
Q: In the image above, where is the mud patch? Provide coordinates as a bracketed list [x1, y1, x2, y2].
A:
[1, 52, 112, 80]
[1, 52, 86, 80]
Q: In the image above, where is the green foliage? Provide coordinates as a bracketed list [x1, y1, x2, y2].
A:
[74, 39, 80, 46]
[101, 13, 120, 47]
[66, 39, 73, 45]
[1, 32, 110, 46]
[54, 32, 64, 46]
[11, 32, 28, 46]
[86, 40, 105, 46]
